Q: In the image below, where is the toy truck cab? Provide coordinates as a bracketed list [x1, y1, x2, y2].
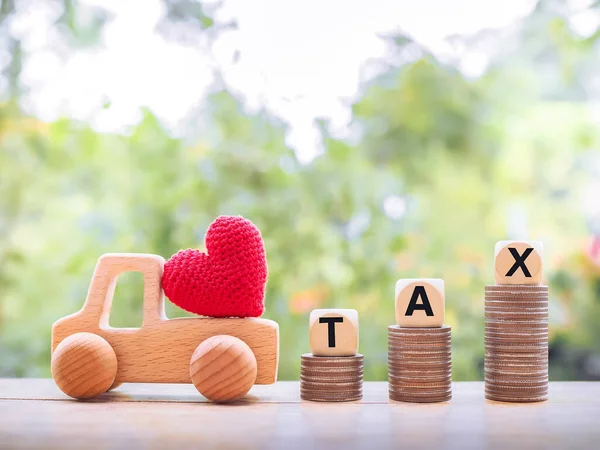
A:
[51, 253, 279, 400]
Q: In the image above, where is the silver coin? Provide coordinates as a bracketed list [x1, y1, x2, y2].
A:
[389, 385, 452, 396]
[485, 285, 548, 291]
[301, 353, 363, 362]
[301, 393, 363, 402]
[388, 324, 451, 332]
[389, 393, 452, 403]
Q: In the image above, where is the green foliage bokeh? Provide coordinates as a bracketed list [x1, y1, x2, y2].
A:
[1, 0, 600, 381]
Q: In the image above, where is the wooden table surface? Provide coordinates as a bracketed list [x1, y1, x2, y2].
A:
[0, 379, 598, 450]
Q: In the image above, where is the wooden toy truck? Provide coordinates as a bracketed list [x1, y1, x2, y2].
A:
[51, 253, 279, 401]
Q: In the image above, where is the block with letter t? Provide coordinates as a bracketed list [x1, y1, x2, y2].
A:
[309, 309, 359, 356]
[494, 240, 543, 285]
[395, 279, 445, 327]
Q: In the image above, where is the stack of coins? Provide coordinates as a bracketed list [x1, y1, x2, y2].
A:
[300, 354, 363, 402]
[484, 285, 549, 402]
[388, 326, 452, 403]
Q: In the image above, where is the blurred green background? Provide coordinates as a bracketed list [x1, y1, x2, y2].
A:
[1, 0, 600, 382]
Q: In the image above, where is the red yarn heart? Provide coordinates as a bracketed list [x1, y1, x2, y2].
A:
[162, 216, 268, 318]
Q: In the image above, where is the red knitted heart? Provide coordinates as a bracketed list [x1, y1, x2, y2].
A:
[162, 216, 267, 318]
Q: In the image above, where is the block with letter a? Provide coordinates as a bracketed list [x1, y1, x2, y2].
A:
[309, 309, 358, 356]
[395, 279, 445, 327]
[494, 240, 543, 285]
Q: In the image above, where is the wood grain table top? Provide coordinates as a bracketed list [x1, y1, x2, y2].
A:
[0, 379, 598, 450]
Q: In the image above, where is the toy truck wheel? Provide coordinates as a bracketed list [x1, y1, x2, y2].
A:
[51, 332, 118, 399]
[189, 335, 258, 403]
[108, 381, 122, 391]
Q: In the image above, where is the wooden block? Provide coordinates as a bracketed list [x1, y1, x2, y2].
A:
[395, 279, 445, 327]
[494, 241, 543, 285]
[51, 253, 279, 400]
[309, 309, 358, 356]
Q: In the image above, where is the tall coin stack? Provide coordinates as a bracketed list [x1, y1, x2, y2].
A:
[389, 279, 452, 403]
[485, 240, 548, 403]
[301, 309, 363, 402]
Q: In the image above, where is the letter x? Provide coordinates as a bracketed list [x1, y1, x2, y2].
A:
[505, 247, 533, 277]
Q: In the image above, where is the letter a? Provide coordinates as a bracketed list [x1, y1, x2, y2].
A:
[405, 286, 434, 316]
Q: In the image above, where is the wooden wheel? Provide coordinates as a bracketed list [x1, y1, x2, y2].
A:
[51, 332, 118, 399]
[108, 381, 122, 391]
[190, 335, 257, 403]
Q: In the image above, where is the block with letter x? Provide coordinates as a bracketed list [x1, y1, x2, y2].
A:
[309, 309, 359, 356]
[494, 240, 543, 285]
[395, 279, 445, 327]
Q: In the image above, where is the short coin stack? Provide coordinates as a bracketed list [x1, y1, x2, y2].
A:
[388, 325, 452, 402]
[300, 353, 363, 402]
[484, 285, 548, 402]
[485, 240, 548, 403]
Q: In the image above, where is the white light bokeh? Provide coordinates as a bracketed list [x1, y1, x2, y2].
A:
[15, 0, 535, 159]
[383, 195, 407, 220]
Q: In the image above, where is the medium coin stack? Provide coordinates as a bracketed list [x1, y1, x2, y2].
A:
[388, 325, 452, 403]
[484, 285, 549, 402]
[300, 353, 363, 402]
